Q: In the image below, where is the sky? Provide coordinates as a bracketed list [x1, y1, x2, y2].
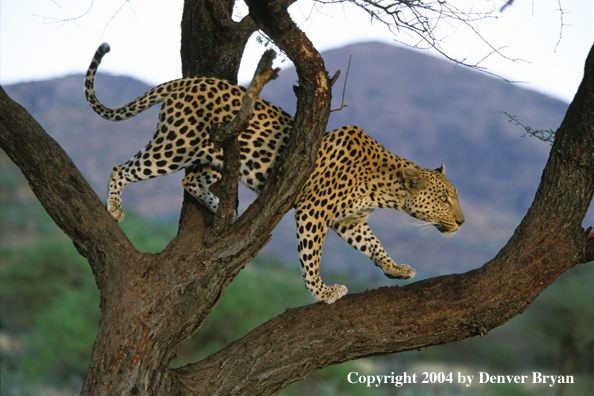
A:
[1, 0, 592, 103]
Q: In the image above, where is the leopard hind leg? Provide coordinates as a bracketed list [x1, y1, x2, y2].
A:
[106, 164, 130, 222]
[182, 165, 223, 213]
[107, 144, 194, 222]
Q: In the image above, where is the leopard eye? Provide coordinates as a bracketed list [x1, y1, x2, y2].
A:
[440, 195, 447, 202]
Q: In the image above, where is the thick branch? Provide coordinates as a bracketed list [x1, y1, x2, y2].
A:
[171, 44, 594, 396]
[175, 0, 331, 271]
[234, 0, 331, 229]
[0, 86, 138, 287]
[181, 0, 257, 81]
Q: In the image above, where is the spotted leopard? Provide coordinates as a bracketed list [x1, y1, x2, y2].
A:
[85, 43, 465, 304]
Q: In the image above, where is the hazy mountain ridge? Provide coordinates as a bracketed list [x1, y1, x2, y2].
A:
[260, 42, 566, 213]
[4, 42, 589, 283]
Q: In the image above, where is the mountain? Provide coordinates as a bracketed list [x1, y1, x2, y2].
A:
[3, 42, 590, 287]
[262, 42, 564, 212]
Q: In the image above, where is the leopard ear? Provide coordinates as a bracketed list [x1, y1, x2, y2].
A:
[402, 167, 427, 194]
[435, 164, 445, 174]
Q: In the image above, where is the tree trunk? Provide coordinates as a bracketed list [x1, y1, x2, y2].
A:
[177, 0, 256, 240]
[180, 0, 256, 82]
[2, 0, 331, 394]
[0, 0, 592, 394]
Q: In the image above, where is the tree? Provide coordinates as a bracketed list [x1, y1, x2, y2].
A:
[1, 0, 593, 394]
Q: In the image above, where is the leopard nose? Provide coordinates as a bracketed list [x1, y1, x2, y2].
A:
[456, 219, 465, 226]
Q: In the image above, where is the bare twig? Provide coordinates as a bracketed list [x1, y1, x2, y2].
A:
[210, 50, 280, 149]
[32, 0, 136, 37]
[500, 0, 515, 12]
[33, 0, 95, 27]
[500, 0, 567, 53]
[330, 55, 352, 112]
[314, 0, 525, 80]
[554, 0, 566, 52]
[101, 0, 139, 37]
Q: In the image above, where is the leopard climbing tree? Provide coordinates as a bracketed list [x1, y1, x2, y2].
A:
[0, 0, 592, 395]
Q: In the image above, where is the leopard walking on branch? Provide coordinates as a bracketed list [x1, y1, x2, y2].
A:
[84, 43, 464, 304]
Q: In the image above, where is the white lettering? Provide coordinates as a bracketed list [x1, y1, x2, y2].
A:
[479, 372, 531, 385]
[458, 372, 474, 387]
[533, 372, 570, 387]
[479, 372, 490, 384]
[566, 375, 574, 384]
[549, 375, 556, 387]
[558, 375, 574, 384]
[348, 371, 418, 387]
[350, 370, 556, 388]
[375, 375, 383, 387]
[347, 372, 358, 384]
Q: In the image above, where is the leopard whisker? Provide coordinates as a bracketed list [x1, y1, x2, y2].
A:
[420, 223, 439, 236]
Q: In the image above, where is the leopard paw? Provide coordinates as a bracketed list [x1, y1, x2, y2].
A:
[106, 204, 125, 223]
[319, 284, 348, 304]
[383, 264, 415, 280]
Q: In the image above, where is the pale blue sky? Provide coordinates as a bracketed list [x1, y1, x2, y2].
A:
[1, 0, 592, 102]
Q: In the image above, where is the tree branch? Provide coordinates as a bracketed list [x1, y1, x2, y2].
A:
[170, 43, 594, 395]
[316, 0, 523, 80]
[210, 49, 280, 233]
[181, 0, 257, 81]
[3, 1, 590, 394]
[0, 86, 138, 287]
[199, 0, 332, 255]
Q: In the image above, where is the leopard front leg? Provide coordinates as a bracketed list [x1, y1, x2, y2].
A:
[331, 213, 416, 280]
[295, 207, 347, 304]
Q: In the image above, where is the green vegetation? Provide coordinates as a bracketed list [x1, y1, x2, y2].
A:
[1, 155, 592, 396]
[173, 257, 312, 367]
[500, 110, 556, 145]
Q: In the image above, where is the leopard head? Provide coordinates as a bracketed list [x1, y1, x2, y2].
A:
[401, 165, 464, 236]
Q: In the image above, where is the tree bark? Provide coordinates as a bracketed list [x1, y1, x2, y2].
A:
[2, 0, 331, 394]
[177, 0, 257, 240]
[0, 1, 592, 395]
[181, 0, 256, 82]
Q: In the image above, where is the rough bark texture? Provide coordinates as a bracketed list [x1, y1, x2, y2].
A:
[180, 0, 256, 82]
[0, 0, 592, 394]
[177, 0, 257, 240]
[2, 0, 330, 394]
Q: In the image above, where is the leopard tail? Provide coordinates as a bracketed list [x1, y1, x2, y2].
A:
[84, 43, 172, 122]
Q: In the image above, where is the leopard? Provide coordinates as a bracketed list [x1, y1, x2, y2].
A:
[84, 43, 465, 304]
